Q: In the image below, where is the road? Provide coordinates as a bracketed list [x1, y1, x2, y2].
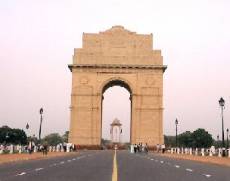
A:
[0, 150, 229, 181]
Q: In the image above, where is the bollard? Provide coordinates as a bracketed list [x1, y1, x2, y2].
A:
[34, 146, 38, 153]
[195, 148, 198, 155]
[10, 144, 14, 154]
[177, 148, 180, 154]
[209, 149, 212, 156]
[66, 144, 70, 152]
[130, 145, 134, 153]
[19, 145, 22, 154]
[201, 148, 205, 156]
[228, 148, 230, 157]
[0, 145, 3, 154]
[170, 148, 173, 154]
[185, 148, 189, 154]
[56, 145, 60, 152]
[181, 148, 184, 154]
[218, 148, 222, 157]
[189, 148, 192, 155]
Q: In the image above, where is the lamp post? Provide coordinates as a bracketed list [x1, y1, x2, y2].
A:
[217, 134, 219, 148]
[175, 119, 178, 149]
[219, 97, 225, 156]
[38, 108, 43, 141]
[227, 128, 229, 148]
[26, 123, 29, 143]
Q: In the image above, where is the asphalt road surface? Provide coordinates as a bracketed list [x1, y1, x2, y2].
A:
[0, 150, 229, 181]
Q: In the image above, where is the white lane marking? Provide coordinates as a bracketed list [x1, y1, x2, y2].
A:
[203, 174, 212, 178]
[175, 165, 180, 168]
[16, 172, 26, 176]
[67, 160, 72, 162]
[35, 168, 44, 171]
[160, 161, 164, 164]
[77, 156, 85, 159]
[150, 158, 154, 161]
[186, 168, 193, 172]
[60, 161, 65, 164]
[72, 158, 76, 161]
[49, 163, 57, 167]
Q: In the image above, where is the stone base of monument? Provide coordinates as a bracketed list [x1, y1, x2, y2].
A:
[75, 145, 102, 150]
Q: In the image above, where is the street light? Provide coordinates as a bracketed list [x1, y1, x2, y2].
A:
[38, 108, 43, 141]
[217, 134, 219, 148]
[227, 128, 229, 148]
[219, 97, 225, 148]
[175, 119, 178, 149]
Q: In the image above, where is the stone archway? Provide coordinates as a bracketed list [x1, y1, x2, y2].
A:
[101, 78, 132, 144]
[68, 26, 167, 148]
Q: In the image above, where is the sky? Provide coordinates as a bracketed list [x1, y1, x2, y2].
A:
[0, 0, 230, 142]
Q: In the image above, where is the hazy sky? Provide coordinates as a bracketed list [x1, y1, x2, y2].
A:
[0, 0, 230, 142]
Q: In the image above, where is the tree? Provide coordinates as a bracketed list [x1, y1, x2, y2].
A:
[0, 126, 27, 145]
[178, 131, 193, 147]
[62, 131, 69, 143]
[42, 133, 63, 146]
[191, 128, 213, 148]
[165, 128, 214, 148]
[164, 135, 176, 147]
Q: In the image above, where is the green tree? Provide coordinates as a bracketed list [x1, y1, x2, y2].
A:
[164, 135, 176, 147]
[191, 128, 213, 148]
[42, 133, 63, 146]
[0, 126, 27, 145]
[178, 131, 193, 147]
[62, 131, 69, 143]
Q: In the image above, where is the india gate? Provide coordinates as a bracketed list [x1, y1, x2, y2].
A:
[68, 26, 167, 147]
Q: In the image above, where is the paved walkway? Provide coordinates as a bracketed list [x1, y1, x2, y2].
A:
[155, 152, 230, 167]
[0, 152, 75, 165]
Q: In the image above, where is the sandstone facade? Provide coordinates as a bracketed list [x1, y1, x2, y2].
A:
[68, 26, 167, 147]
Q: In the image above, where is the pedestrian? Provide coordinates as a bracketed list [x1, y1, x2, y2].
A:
[145, 143, 148, 153]
[161, 144, 165, 154]
[156, 144, 160, 153]
[134, 144, 137, 153]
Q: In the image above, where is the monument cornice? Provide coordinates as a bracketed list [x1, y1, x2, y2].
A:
[68, 64, 167, 72]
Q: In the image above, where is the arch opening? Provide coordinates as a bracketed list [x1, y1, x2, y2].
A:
[101, 80, 132, 147]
